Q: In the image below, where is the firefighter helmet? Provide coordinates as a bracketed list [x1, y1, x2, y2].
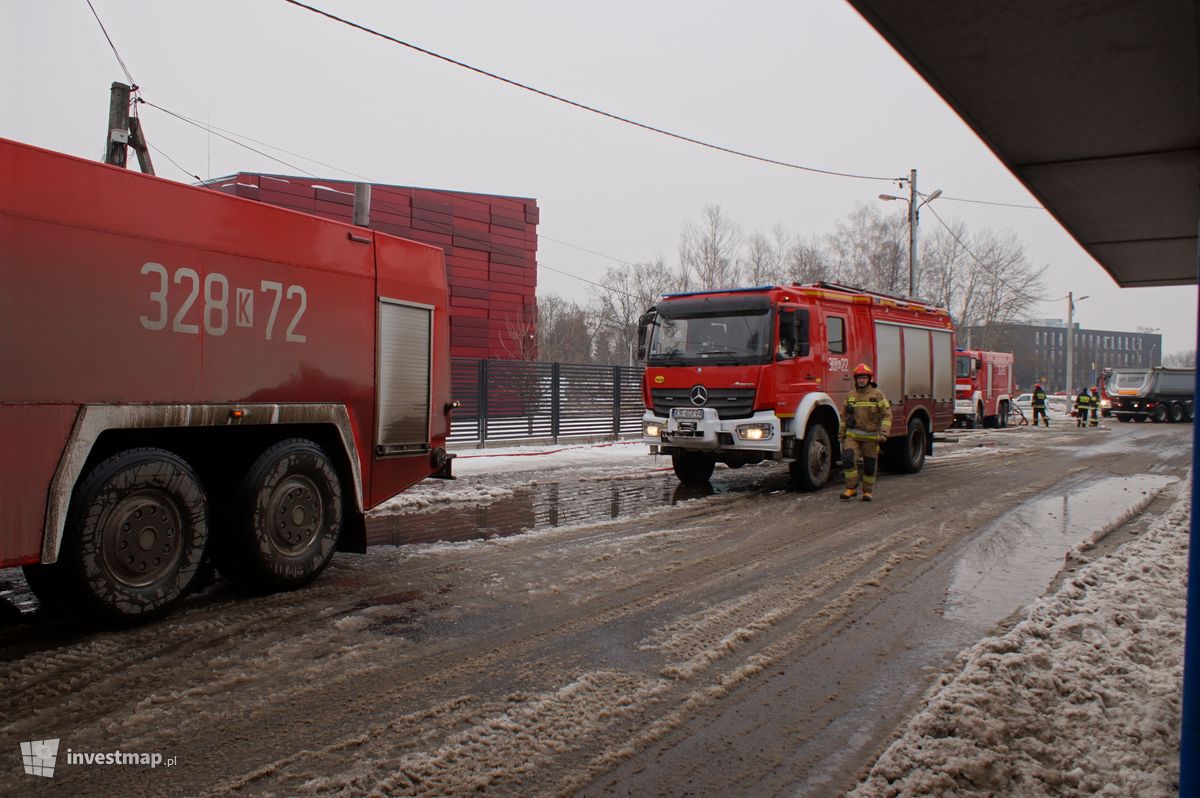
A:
[1034, 383, 1042, 390]
[853, 363, 873, 377]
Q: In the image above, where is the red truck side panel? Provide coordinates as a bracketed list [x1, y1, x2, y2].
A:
[0, 406, 77, 566]
[368, 234, 453, 508]
[2, 138, 452, 567]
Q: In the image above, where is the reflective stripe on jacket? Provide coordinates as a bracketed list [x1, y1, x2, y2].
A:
[840, 386, 892, 438]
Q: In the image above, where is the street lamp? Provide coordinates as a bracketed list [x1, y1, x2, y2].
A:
[1064, 292, 1089, 396]
[879, 168, 942, 297]
[1136, 327, 1160, 366]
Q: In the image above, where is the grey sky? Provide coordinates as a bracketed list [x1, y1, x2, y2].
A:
[4, 0, 1196, 354]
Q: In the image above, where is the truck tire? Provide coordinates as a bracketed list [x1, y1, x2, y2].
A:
[218, 438, 344, 591]
[50, 448, 209, 622]
[672, 452, 716, 486]
[889, 418, 928, 474]
[1133, 414, 1147, 422]
[1151, 405, 1167, 423]
[1116, 415, 1130, 423]
[1185, 402, 1194, 422]
[1168, 403, 1184, 423]
[789, 423, 832, 491]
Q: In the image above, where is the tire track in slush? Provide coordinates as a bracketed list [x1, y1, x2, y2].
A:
[196, 455, 1070, 795]
[0, 430, 1145, 797]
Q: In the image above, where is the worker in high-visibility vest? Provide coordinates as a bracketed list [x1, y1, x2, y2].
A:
[839, 363, 891, 502]
[1031, 384, 1050, 427]
[1075, 388, 1092, 428]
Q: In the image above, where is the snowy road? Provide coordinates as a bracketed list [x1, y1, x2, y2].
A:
[0, 421, 1191, 796]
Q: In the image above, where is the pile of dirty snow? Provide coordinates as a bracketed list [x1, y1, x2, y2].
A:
[849, 479, 1190, 797]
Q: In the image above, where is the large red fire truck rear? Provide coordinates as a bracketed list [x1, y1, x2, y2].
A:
[636, 283, 956, 489]
[1, 138, 453, 622]
[953, 348, 1015, 428]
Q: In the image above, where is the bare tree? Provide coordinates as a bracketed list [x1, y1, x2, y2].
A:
[534, 294, 601, 364]
[590, 257, 679, 365]
[1163, 349, 1196, 367]
[678, 205, 743, 290]
[823, 205, 906, 292]
[740, 225, 793, 286]
[785, 235, 833, 285]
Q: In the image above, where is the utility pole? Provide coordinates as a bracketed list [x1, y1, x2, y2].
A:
[353, 183, 371, 227]
[907, 168, 918, 297]
[103, 82, 154, 175]
[104, 82, 131, 169]
[1065, 292, 1074, 396]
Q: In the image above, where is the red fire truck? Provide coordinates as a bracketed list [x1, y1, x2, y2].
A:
[636, 283, 956, 489]
[1, 138, 454, 622]
[953, 348, 1015, 428]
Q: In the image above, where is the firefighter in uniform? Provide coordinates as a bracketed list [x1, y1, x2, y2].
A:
[1031, 383, 1050, 427]
[840, 363, 891, 502]
[1075, 388, 1092, 427]
[1089, 386, 1101, 426]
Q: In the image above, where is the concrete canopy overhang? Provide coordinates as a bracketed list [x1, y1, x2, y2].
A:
[846, 0, 1200, 287]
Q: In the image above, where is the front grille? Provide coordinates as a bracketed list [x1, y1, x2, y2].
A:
[651, 387, 756, 420]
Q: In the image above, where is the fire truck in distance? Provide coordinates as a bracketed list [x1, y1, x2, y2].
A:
[953, 348, 1015, 428]
[1, 138, 454, 622]
[636, 283, 956, 489]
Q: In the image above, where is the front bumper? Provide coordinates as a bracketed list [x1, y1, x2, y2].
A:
[953, 399, 976, 415]
[641, 409, 782, 454]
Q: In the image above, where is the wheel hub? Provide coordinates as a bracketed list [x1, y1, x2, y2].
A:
[267, 476, 323, 555]
[102, 490, 185, 588]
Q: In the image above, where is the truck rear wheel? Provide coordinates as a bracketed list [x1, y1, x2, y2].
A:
[888, 418, 928, 474]
[1151, 405, 1167, 423]
[1168, 403, 1184, 423]
[217, 439, 344, 591]
[671, 452, 716, 486]
[47, 448, 209, 622]
[789, 423, 832, 491]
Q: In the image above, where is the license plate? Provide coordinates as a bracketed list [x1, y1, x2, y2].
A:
[672, 407, 704, 419]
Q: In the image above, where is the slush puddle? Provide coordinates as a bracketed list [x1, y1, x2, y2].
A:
[945, 474, 1176, 627]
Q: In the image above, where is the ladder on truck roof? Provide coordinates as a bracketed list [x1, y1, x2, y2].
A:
[802, 281, 945, 310]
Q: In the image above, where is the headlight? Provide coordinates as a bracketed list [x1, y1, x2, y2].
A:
[644, 422, 662, 437]
[1100, 399, 1111, 409]
[736, 423, 773, 441]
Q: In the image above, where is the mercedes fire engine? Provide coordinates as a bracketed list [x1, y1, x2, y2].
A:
[636, 283, 956, 489]
[1, 138, 454, 622]
[953, 348, 1015, 428]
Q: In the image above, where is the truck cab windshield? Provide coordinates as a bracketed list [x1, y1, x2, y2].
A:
[647, 309, 772, 366]
[955, 355, 975, 378]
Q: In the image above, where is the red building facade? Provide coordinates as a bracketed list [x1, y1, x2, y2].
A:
[207, 173, 538, 360]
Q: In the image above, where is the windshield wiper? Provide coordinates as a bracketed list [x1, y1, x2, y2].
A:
[649, 351, 689, 365]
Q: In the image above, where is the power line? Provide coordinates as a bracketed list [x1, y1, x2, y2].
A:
[925, 204, 1048, 304]
[281, 0, 899, 183]
[85, 0, 135, 86]
[145, 142, 202, 182]
[140, 100, 321, 178]
[367, 196, 654, 304]
[538, 235, 639, 268]
[144, 105, 375, 182]
[937, 195, 1043, 210]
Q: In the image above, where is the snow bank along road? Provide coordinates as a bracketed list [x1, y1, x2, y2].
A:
[0, 421, 1191, 797]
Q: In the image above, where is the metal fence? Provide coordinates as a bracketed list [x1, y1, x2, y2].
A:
[449, 358, 645, 446]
